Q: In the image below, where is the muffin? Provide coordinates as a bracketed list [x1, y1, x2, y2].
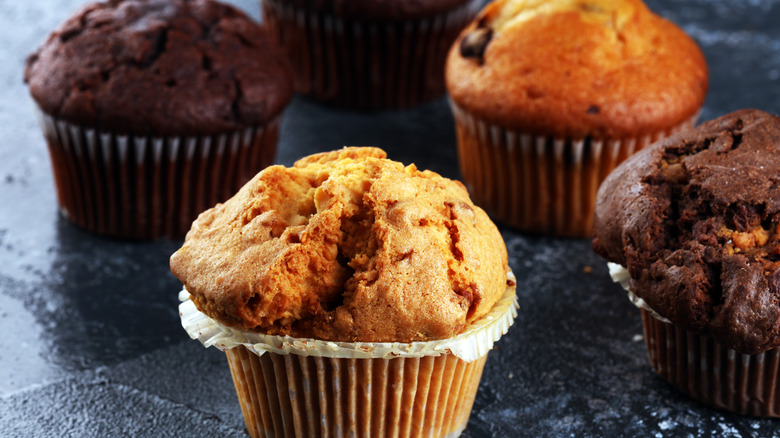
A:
[172, 147, 518, 436]
[24, 0, 293, 239]
[260, 0, 482, 109]
[446, 0, 708, 237]
[592, 109, 780, 416]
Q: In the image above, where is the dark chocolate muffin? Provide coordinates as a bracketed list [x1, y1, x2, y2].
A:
[26, 0, 292, 136]
[261, 0, 481, 109]
[593, 109, 780, 416]
[268, 0, 478, 20]
[24, 0, 293, 239]
[593, 108, 780, 354]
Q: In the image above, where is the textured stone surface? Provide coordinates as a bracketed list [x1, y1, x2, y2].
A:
[2, 0, 780, 436]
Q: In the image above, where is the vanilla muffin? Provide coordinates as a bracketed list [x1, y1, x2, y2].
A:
[593, 109, 780, 416]
[172, 147, 518, 437]
[25, 0, 293, 239]
[446, 0, 708, 237]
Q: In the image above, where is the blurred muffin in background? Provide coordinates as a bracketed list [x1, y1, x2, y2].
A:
[261, 0, 482, 109]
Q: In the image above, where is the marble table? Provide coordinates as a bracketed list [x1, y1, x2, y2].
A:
[2, 0, 780, 436]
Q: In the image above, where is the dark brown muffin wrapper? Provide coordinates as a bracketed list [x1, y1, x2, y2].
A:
[35, 107, 280, 239]
[641, 308, 780, 417]
[450, 102, 698, 237]
[261, 0, 481, 109]
[226, 347, 485, 438]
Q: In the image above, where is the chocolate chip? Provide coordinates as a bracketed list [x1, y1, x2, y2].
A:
[587, 105, 600, 114]
[579, 3, 605, 14]
[460, 27, 493, 62]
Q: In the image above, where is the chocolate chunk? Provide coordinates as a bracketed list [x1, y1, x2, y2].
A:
[460, 27, 493, 62]
[578, 3, 606, 14]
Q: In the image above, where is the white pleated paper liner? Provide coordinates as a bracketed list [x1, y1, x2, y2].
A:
[608, 262, 670, 324]
[180, 271, 518, 363]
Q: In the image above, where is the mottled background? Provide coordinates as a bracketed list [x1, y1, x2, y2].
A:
[2, 0, 780, 436]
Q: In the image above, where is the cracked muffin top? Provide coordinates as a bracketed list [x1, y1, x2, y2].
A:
[446, 0, 708, 139]
[593, 109, 780, 354]
[170, 147, 511, 343]
[24, 0, 292, 137]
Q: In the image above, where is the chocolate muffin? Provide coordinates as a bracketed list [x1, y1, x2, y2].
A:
[446, 0, 708, 237]
[261, 0, 482, 109]
[174, 147, 518, 436]
[593, 109, 780, 416]
[25, 0, 293, 239]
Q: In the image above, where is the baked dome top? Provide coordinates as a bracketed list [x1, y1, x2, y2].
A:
[25, 0, 292, 136]
[446, 0, 708, 139]
[171, 147, 510, 343]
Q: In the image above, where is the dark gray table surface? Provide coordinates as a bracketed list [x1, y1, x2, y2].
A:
[2, 0, 780, 436]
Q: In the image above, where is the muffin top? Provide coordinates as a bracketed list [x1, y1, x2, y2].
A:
[170, 147, 510, 343]
[25, 0, 292, 137]
[446, 0, 708, 139]
[592, 109, 780, 354]
[272, 0, 477, 21]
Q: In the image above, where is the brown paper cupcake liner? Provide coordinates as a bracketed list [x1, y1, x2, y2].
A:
[180, 273, 517, 437]
[35, 107, 280, 239]
[261, 0, 481, 109]
[641, 309, 780, 417]
[609, 263, 780, 417]
[450, 103, 698, 237]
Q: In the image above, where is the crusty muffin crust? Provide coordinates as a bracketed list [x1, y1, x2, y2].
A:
[593, 109, 780, 354]
[25, 0, 292, 137]
[171, 147, 510, 343]
[446, 0, 708, 139]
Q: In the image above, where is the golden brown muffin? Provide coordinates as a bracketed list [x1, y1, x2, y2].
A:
[446, 0, 708, 139]
[171, 147, 509, 342]
[445, 0, 708, 237]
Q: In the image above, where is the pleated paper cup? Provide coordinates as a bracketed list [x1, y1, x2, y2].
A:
[451, 103, 698, 237]
[180, 275, 518, 437]
[609, 263, 780, 417]
[35, 107, 280, 239]
[261, 0, 481, 109]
